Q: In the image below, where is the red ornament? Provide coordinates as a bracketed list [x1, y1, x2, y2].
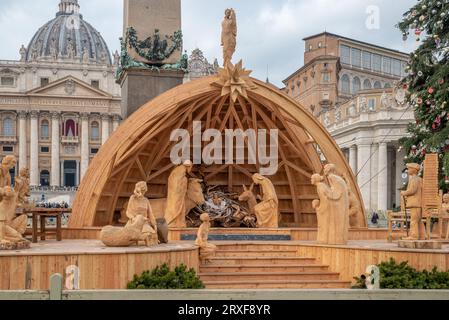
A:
[403, 84, 409, 90]
[415, 29, 422, 36]
[438, 79, 445, 85]
[428, 87, 434, 94]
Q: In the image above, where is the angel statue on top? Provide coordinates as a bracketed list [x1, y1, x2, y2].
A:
[221, 8, 237, 67]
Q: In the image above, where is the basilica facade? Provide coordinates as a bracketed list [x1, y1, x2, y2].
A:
[0, 0, 121, 191]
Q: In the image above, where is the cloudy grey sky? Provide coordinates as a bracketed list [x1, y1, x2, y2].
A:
[0, 0, 417, 87]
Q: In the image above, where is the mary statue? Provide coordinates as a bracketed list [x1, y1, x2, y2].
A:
[221, 8, 237, 67]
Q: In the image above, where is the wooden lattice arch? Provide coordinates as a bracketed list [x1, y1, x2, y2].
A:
[69, 76, 366, 228]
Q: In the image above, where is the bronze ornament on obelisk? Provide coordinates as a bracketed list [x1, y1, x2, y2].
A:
[119, 0, 185, 117]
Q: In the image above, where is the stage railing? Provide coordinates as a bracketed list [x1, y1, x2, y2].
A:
[1, 274, 449, 300]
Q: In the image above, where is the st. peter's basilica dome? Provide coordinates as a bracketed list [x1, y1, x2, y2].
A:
[25, 0, 112, 65]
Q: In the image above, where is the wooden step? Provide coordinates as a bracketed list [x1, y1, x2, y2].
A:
[216, 244, 297, 251]
[214, 249, 298, 257]
[203, 280, 351, 289]
[200, 272, 340, 282]
[207, 257, 317, 265]
[200, 264, 330, 273]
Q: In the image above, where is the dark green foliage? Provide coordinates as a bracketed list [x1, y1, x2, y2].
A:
[352, 258, 449, 289]
[397, 0, 449, 190]
[127, 264, 205, 289]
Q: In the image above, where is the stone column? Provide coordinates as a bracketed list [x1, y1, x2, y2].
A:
[101, 114, 110, 145]
[18, 111, 28, 172]
[75, 160, 80, 186]
[51, 112, 60, 187]
[349, 145, 357, 174]
[80, 113, 90, 181]
[377, 142, 388, 212]
[395, 147, 406, 207]
[112, 115, 120, 132]
[357, 144, 371, 210]
[60, 160, 64, 187]
[29, 111, 39, 186]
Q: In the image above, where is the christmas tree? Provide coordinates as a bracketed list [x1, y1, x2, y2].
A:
[398, 0, 449, 190]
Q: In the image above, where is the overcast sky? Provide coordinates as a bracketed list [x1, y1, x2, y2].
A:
[0, 0, 417, 87]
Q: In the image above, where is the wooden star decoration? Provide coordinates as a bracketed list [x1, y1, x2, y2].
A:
[212, 60, 257, 102]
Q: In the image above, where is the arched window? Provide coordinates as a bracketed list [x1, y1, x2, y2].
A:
[373, 81, 382, 89]
[41, 120, 49, 139]
[65, 119, 76, 137]
[40, 170, 50, 186]
[340, 74, 350, 94]
[352, 77, 361, 95]
[91, 121, 100, 140]
[3, 118, 14, 136]
[384, 83, 392, 88]
[363, 79, 372, 90]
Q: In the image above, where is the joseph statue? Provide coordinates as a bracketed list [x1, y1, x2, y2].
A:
[165, 160, 193, 228]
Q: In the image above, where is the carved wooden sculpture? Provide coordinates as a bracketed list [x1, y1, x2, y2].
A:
[0, 187, 27, 244]
[125, 181, 158, 245]
[323, 164, 349, 245]
[311, 174, 331, 244]
[401, 163, 425, 240]
[0, 157, 29, 249]
[252, 173, 279, 228]
[441, 194, 449, 240]
[165, 161, 194, 228]
[0, 155, 16, 187]
[15, 168, 30, 208]
[152, 178, 204, 222]
[238, 184, 257, 215]
[221, 8, 237, 67]
[195, 213, 217, 263]
[100, 215, 152, 247]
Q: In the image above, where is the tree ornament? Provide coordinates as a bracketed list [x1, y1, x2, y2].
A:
[428, 87, 434, 94]
[438, 78, 445, 85]
[445, 176, 449, 184]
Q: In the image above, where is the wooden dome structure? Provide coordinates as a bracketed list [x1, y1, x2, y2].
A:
[69, 68, 366, 228]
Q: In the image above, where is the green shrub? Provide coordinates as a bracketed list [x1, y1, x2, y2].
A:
[352, 258, 449, 289]
[127, 264, 205, 289]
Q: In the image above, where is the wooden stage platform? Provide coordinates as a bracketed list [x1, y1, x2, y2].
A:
[0, 240, 199, 291]
[1, 227, 447, 290]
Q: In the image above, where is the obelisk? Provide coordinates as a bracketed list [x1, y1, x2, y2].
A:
[120, 0, 184, 117]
